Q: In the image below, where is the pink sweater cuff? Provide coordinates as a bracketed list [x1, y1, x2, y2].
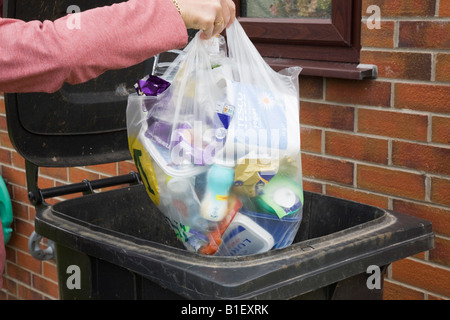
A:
[0, 0, 188, 93]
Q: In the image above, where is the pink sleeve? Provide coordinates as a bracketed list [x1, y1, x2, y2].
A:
[0, 0, 188, 93]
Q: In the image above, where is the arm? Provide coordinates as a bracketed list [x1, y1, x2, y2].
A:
[0, 0, 188, 93]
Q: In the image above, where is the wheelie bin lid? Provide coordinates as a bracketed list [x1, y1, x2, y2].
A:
[4, 0, 145, 168]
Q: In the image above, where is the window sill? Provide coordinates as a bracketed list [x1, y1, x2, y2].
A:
[264, 58, 378, 80]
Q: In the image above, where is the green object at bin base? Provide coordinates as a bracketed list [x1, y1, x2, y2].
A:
[0, 176, 13, 244]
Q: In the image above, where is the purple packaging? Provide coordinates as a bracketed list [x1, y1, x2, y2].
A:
[135, 75, 171, 96]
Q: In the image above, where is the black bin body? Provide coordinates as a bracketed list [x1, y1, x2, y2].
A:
[4, 0, 434, 300]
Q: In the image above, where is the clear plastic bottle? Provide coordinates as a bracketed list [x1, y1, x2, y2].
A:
[166, 178, 202, 227]
[200, 161, 235, 222]
[204, 34, 227, 68]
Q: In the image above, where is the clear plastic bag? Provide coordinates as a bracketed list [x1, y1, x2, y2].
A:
[127, 21, 303, 256]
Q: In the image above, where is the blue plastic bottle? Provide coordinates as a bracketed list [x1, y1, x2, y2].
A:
[201, 163, 235, 222]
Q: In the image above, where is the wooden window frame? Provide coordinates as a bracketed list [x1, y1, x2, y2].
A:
[233, 0, 376, 79]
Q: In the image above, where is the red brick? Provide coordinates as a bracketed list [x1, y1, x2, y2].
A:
[7, 233, 29, 254]
[0, 97, 4, 113]
[68, 167, 99, 183]
[326, 79, 391, 107]
[393, 200, 450, 237]
[14, 218, 34, 238]
[85, 162, 117, 176]
[432, 116, 450, 144]
[360, 51, 431, 80]
[29, 206, 36, 220]
[0, 114, 7, 131]
[18, 284, 45, 300]
[362, 0, 436, 17]
[1, 166, 27, 187]
[17, 250, 42, 274]
[391, 259, 450, 298]
[12, 185, 30, 204]
[436, 54, 450, 82]
[325, 131, 388, 164]
[326, 185, 389, 208]
[430, 237, 450, 267]
[395, 83, 450, 113]
[39, 167, 68, 181]
[357, 165, 425, 200]
[392, 141, 450, 176]
[0, 148, 11, 165]
[302, 180, 322, 193]
[440, 0, 450, 17]
[118, 160, 137, 175]
[0, 131, 13, 149]
[383, 280, 425, 300]
[358, 108, 428, 141]
[300, 101, 354, 131]
[6, 263, 31, 286]
[302, 154, 354, 185]
[399, 21, 450, 49]
[43, 261, 59, 283]
[37, 175, 55, 190]
[11, 201, 29, 220]
[300, 127, 322, 153]
[299, 76, 323, 99]
[5, 246, 15, 263]
[32, 274, 59, 299]
[429, 294, 447, 300]
[11, 152, 25, 169]
[2, 277, 18, 298]
[361, 21, 394, 48]
[431, 177, 450, 207]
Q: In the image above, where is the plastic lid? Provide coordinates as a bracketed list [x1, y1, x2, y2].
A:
[273, 188, 298, 208]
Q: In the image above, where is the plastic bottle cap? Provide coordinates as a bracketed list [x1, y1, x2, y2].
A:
[273, 188, 297, 208]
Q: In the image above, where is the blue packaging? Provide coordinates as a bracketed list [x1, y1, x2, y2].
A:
[240, 207, 302, 249]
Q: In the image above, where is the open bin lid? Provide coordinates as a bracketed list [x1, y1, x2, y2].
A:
[4, 0, 151, 168]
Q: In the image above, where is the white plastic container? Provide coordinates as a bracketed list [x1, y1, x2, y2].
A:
[216, 212, 274, 256]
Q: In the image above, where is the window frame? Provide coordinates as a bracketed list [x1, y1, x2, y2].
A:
[232, 0, 375, 79]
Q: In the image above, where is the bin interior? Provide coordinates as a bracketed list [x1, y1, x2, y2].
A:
[50, 184, 385, 249]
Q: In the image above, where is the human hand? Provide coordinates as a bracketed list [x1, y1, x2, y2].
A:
[177, 0, 236, 39]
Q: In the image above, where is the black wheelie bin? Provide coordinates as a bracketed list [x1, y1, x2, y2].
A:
[4, 0, 434, 300]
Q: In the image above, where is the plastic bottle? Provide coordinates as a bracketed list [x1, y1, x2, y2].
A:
[204, 34, 227, 68]
[200, 161, 235, 222]
[166, 178, 203, 228]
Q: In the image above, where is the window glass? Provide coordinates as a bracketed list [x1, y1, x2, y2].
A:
[242, 0, 332, 19]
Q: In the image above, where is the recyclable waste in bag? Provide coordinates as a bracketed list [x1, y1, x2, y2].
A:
[127, 21, 303, 256]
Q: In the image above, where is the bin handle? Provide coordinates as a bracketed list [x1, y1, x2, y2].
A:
[28, 231, 55, 260]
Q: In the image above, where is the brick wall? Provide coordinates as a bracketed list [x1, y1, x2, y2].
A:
[1, 0, 449, 300]
[300, 0, 450, 299]
[359, 0, 449, 299]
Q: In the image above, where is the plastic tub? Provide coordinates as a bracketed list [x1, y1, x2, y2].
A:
[240, 207, 302, 249]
